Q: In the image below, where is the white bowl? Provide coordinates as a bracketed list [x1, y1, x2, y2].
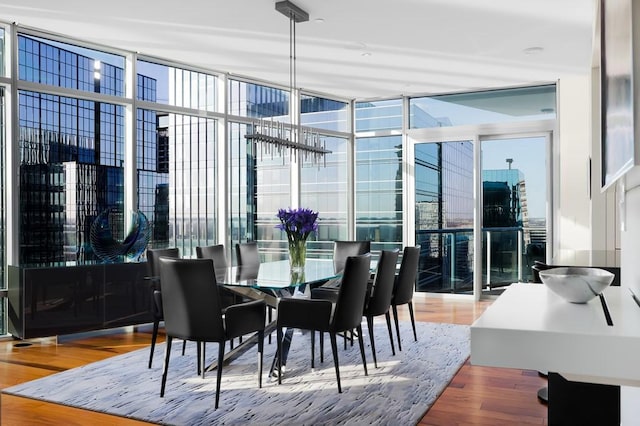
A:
[538, 267, 615, 303]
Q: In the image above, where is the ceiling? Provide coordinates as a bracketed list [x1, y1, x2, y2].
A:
[1, 0, 597, 100]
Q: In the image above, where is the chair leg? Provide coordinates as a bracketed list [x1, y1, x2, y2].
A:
[148, 318, 160, 369]
[385, 311, 396, 356]
[182, 339, 187, 356]
[277, 326, 284, 385]
[311, 330, 316, 368]
[197, 341, 202, 376]
[366, 316, 377, 368]
[320, 331, 324, 363]
[268, 308, 273, 344]
[200, 342, 206, 379]
[329, 332, 342, 393]
[257, 330, 264, 388]
[392, 304, 402, 351]
[215, 341, 225, 409]
[160, 336, 173, 397]
[408, 301, 417, 342]
[356, 324, 368, 376]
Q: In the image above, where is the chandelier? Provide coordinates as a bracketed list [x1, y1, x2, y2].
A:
[245, 0, 331, 166]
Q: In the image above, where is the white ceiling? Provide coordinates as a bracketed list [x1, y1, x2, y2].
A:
[1, 0, 597, 100]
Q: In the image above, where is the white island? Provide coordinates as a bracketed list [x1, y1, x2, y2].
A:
[471, 283, 640, 424]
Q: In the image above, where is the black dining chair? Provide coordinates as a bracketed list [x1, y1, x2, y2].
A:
[363, 248, 400, 368]
[333, 240, 371, 274]
[391, 246, 420, 351]
[314, 248, 399, 360]
[158, 257, 266, 409]
[146, 247, 183, 369]
[276, 253, 372, 393]
[196, 244, 228, 269]
[311, 240, 371, 349]
[311, 240, 371, 299]
[235, 241, 261, 267]
[235, 241, 270, 342]
[196, 243, 240, 342]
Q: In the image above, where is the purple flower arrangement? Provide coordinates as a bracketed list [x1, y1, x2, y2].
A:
[276, 207, 319, 244]
[276, 207, 319, 271]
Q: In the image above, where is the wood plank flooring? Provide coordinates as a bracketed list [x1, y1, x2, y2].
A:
[0, 294, 548, 425]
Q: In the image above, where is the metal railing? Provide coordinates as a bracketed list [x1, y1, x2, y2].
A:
[416, 226, 544, 294]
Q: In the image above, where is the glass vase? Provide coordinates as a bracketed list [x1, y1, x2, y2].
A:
[288, 239, 307, 273]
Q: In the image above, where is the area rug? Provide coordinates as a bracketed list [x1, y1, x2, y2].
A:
[3, 321, 469, 425]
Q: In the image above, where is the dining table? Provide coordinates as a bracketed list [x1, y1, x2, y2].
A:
[212, 258, 341, 375]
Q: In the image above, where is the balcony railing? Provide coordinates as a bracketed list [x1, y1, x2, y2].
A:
[416, 226, 546, 294]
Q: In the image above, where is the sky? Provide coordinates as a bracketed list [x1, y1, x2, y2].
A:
[482, 136, 547, 219]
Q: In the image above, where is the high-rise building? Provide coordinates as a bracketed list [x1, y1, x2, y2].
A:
[18, 35, 158, 264]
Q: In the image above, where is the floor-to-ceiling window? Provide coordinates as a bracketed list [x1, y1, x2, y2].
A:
[137, 111, 217, 256]
[0, 23, 561, 338]
[356, 136, 403, 253]
[300, 134, 349, 257]
[481, 135, 549, 291]
[409, 85, 556, 297]
[414, 141, 474, 293]
[300, 95, 350, 259]
[18, 34, 126, 265]
[228, 80, 290, 262]
[14, 34, 221, 265]
[135, 60, 218, 258]
[228, 82, 350, 263]
[355, 99, 404, 255]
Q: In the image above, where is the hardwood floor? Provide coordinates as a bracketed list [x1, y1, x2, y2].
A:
[0, 294, 548, 425]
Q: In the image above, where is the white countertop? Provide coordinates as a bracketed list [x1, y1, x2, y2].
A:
[470, 283, 640, 386]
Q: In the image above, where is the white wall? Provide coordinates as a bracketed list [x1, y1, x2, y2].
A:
[619, 166, 640, 424]
[601, 0, 640, 416]
[553, 71, 619, 267]
[590, 67, 620, 266]
[557, 70, 638, 423]
[620, 168, 640, 301]
[554, 75, 594, 265]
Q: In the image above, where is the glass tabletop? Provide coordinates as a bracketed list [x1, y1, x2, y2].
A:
[215, 259, 339, 290]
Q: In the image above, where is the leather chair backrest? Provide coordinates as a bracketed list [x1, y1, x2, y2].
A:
[146, 248, 179, 320]
[331, 253, 372, 332]
[333, 240, 371, 273]
[235, 242, 261, 267]
[146, 247, 180, 279]
[196, 244, 228, 269]
[365, 249, 400, 316]
[158, 257, 225, 341]
[393, 246, 420, 305]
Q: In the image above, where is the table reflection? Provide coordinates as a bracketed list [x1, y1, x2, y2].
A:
[215, 259, 338, 290]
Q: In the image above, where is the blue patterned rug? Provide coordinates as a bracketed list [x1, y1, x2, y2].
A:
[3, 321, 469, 425]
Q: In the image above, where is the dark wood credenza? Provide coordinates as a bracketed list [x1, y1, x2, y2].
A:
[8, 262, 153, 339]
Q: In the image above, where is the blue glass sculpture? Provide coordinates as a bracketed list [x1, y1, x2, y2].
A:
[90, 209, 151, 263]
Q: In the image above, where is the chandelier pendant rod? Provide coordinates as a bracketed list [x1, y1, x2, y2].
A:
[289, 10, 296, 149]
[246, 1, 331, 166]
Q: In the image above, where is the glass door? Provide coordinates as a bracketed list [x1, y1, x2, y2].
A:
[481, 135, 549, 294]
[414, 140, 474, 294]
